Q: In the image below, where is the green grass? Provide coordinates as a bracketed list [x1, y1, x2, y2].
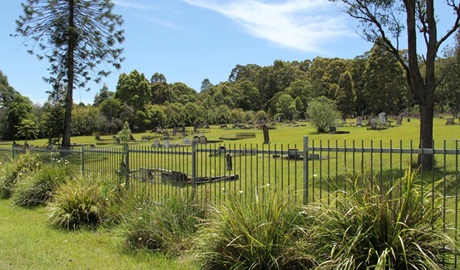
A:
[0, 199, 197, 270]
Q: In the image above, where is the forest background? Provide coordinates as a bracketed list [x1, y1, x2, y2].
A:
[1, 34, 460, 142]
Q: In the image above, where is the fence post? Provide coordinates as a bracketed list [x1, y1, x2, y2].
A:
[125, 143, 130, 189]
[81, 145, 85, 176]
[191, 140, 197, 199]
[11, 144, 14, 159]
[303, 136, 309, 204]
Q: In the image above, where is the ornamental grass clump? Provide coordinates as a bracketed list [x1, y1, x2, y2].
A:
[195, 188, 315, 270]
[304, 169, 458, 270]
[122, 191, 206, 256]
[12, 163, 70, 208]
[47, 173, 120, 230]
[0, 152, 41, 199]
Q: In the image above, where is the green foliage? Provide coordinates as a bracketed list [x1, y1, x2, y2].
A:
[117, 121, 132, 145]
[195, 189, 314, 270]
[302, 170, 458, 269]
[12, 163, 70, 208]
[0, 152, 42, 199]
[122, 192, 206, 256]
[47, 173, 121, 230]
[306, 96, 341, 133]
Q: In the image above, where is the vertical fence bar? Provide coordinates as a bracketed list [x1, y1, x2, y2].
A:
[81, 145, 85, 175]
[303, 136, 309, 205]
[191, 140, 197, 200]
[125, 143, 129, 189]
[455, 140, 459, 268]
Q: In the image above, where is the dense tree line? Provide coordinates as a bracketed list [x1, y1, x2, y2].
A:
[1, 39, 459, 141]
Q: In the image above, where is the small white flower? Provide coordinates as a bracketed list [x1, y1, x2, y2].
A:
[313, 173, 317, 177]
[239, 190, 243, 194]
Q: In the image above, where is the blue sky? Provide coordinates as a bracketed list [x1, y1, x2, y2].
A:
[0, 0, 457, 105]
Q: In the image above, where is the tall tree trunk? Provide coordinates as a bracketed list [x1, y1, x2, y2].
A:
[405, 0, 436, 170]
[62, 0, 76, 149]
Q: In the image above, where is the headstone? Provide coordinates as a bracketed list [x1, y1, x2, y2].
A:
[370, 118, 377, 128]
[396, 113, 404, 126]
[329, 126, 337, 133]
[379, 112, 386, 124]
[261, 124, 270, 144]
[199, 135, 207, 144]
[356, 116, 363, 126]
[226, 153, 232, 171]
[182, 126, 186, 136]
[308, 154, 320, 160]
[153, 140, 160, 148]
[193, 122, 198, 133]
[173, 127, 177, 136]
[164, 131, 169, 140]
[164, 139, 170, 148]
[183, 137, 191, 145]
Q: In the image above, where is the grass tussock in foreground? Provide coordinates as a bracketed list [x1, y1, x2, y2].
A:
[303, 169, 459, 269]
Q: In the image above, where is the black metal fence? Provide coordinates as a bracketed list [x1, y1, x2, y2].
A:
[1, 137, 458, 262]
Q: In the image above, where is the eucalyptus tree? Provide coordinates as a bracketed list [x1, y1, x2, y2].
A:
[331, 0, 460, 169]
[15, 0, 124, 148]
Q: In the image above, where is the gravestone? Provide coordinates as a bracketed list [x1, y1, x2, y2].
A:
[164, 140, 170, 148]
[370, 118, 377, 128]
[164, 131, 169, 140]
[226, 153, 232, 171]
[199, 135, 207, 144]
[153, 140, 160, 148]
[182, 126, 186, 136]
[183, 137, 191, 145]
[261, 124, 270, 144]
[379, 112, 386, 125]
[356, 116, 362, 126]
[193, 122, 199, 133]
[172, 127, 177, 136]
[396, 113, 404, 126]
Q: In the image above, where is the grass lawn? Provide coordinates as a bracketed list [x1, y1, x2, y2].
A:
[0, 199, 197, 270]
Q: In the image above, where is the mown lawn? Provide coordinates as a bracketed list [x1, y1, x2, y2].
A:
[0, 199, 197, 270]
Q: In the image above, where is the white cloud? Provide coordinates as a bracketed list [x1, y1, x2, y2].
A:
[183, 0, 353, 53]
[113, 0, 156, 10]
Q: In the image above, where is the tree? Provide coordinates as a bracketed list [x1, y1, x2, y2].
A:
[332, 0, 460, 169]
[93, 83, 114, 106]
[276, 94, 297, 121]
[336, 70, 356, 117]
[15, 0, 124, 149]
[307, 96, 341, 133]
[115, 70, 150, 108]
[363, 43, 408, 114]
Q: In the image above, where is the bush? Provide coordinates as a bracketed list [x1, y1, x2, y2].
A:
[47, 173, 121, 230]
[306, 96, 341, 133]
[0, 152, 42, 199]
[303, 170, 458, 269]
[195, 188, 315, 270]
[12, 164, 70, 208]
[122, 191, 206, 256]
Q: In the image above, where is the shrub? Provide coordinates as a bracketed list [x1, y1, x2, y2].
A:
[12, 164, 70, 208]
[122, 191, 206, 256]
[47, 173, 121, 230]
[195, 188, 315, 270]
[306, 96, 341, 133]
[303, 170, 458, 269]
[0, 152, 41, 199]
